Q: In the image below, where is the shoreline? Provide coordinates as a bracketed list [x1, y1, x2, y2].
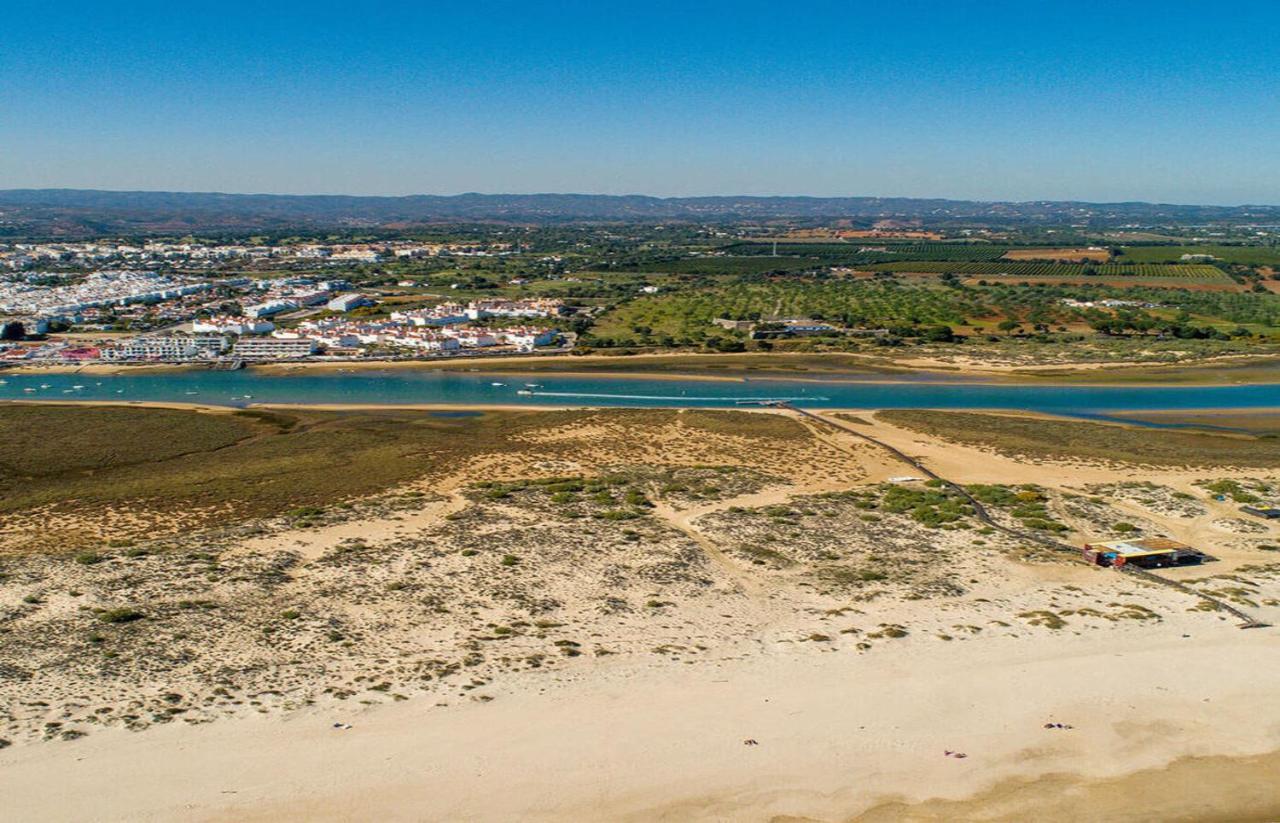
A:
[0, 398, 575, 414]
[5, 349, 1280, 387]
[9, 399, 1280, 434]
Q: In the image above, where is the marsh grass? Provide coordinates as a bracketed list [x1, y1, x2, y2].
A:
[3, 407, 741, 530]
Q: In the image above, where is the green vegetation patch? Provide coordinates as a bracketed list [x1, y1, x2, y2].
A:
[1117, 246, 1280, 266]
[0, 406, 703, 531]
[0, 405, 254, 477]
[871, 261, 1228, 279]
[722, 242, 1011, 263]
[818, 484, 974, 528]
[587, 281, 983, 346]
[967, 484, 1069, 532]
[1196, 478, 1272, 503]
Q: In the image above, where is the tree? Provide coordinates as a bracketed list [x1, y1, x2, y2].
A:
[921, 325, 956, 343]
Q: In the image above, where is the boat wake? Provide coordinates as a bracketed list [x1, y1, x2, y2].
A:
[519, 391, 828, 403]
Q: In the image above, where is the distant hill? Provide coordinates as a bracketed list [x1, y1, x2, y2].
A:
[1, 188, 1279, 237]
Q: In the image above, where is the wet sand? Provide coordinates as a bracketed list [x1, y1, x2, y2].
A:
[855, 751, 1280, 822]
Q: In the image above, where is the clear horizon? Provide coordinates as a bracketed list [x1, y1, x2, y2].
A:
[5, 187, 1280, 208]
[4, 0, 1278, 205]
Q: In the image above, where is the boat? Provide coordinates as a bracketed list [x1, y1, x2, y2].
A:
[185, 391, 199, 395]
[72, 384, 84, 389]
[524, 383, 541, 388]
[491, 382, 506, 387]
[0, 379, 7, 385]
[39, 383, 51, 389]
[517, 389, 534, 396]
[23, 387, 36, 393]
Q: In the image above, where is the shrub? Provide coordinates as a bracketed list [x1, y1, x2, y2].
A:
[287, 506, 325, 520]
[597, 509, 640, 521]
[98, 607, 144, 624]
[624, 489, 652, 507]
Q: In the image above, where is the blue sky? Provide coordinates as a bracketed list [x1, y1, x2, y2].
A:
[3, 0, 1278, 203]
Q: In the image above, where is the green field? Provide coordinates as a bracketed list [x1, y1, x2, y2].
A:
[587, 282, 986, 345]
[582, 277, 1280, 347]
[870, 261, 1230, 279]
[723, 242, 1011, 262]
[614, 243, 1016, 275]
[615, 256, 827, 275]
[1117, 246, 1280, 266]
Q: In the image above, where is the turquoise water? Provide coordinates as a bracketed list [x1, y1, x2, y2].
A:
[2, 368, 1280, 414]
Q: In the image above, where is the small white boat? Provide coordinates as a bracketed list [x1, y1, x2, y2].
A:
[185, 391, 199, 395]
[72, 385, 84, 389]
[62, 389, 74, 394]
[491, 382, 506, 387]
[0, 379, 8, 385]
[116, 389, 124, 394]
[242, 394, 253, 399]
[524, 383, 541, 388]
[517, 389, 534, 396]
[39, 383, 51, 389]
[23, 387, 36, 393]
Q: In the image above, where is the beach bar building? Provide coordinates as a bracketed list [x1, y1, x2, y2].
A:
[1082, 538, 1207, 569]
[1240, 504, 1280, 520]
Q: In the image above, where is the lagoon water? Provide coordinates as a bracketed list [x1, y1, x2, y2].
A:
[3, 368, 1280, 415]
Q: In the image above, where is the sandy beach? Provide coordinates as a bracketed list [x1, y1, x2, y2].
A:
[2, 625, 1276, 822]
